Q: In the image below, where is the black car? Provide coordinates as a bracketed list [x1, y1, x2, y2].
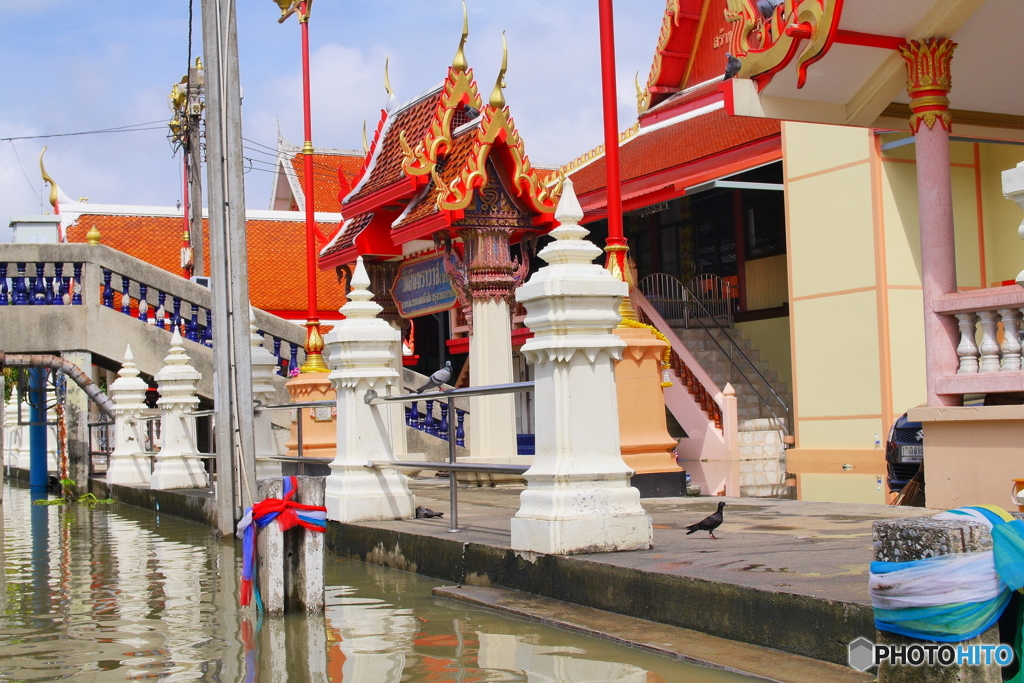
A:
[885, 413, 924, 493]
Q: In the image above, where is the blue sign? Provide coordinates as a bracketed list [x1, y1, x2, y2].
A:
[391, 253, 458, 318]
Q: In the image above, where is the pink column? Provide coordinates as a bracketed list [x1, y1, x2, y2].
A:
[900, 39, 960, 407]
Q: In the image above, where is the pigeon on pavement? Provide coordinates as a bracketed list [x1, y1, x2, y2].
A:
[415, 361, 452, 393]
[685, 501, 727, 539]
[724, 53, 742, 80]
[416, 506, 444, 519]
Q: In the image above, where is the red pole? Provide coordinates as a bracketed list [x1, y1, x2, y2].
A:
[597, 0, 637, 321]
[297, 1, 328, 372]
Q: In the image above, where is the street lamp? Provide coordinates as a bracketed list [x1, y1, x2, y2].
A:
[274, 0, 328, 373]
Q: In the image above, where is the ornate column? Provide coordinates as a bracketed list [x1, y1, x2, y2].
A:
[151, 329, 209, 490]
[899, 38, 959, 406]
[106, 345, 151, 486]
[323, 256, 414, 522]
[511, 179, 652, 554]
[460, 225, 519, 461]
[250, 309, 282, 480]
[365, 259, 410, 462]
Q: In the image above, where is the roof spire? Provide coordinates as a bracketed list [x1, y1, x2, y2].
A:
[39, 146, 59, 212]
[384, 57, 397, 113]
[362, 119, 368, 155]
[488, 31, 507, 109]
[452, 0, 470, 72]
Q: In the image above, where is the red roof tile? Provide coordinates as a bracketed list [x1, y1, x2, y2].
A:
[392, 127, 479, 231]
[289, 152, 364, 212]
[66, 214, 346, 316]
[320, 212, 374, 260]
[570, 107, 780, 196]
[346, 91, 441, 203]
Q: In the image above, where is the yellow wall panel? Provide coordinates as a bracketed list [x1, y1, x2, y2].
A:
[882, 160, 922, 287]
[798, 473, 885, 504]
[792, 291, 881, 419]
[981, 144, 1024, 286]
[797, 418, 886, 450]
[951, 166, 981, 289]
[887, 289, 926, 418]
[788, 165, 876, 297]
[735, 316, 792, 388]
[784, 122, 869, 179]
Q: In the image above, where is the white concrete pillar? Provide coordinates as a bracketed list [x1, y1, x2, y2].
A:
[106, 345, 152, 486]
[468, 297, 517, 460]
[511, 179, 652, 554]
[3, 393, 18, 469]
[323, 257, 414, 523]
[151, 329, 209, 490]
[250, 309, 282, 480]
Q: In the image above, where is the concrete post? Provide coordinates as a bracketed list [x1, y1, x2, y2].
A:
[250, 309, 282, 480]
[873, 516, 1002, 682]
[255, 476, 325, 615]
[106, 346, 151, 486]
[511, 179, 652, 554]
[61, 350, 92, 486]
[323, 257, 414, 523]
[3, 392, 17, 469]
[151, 329, 209, 489]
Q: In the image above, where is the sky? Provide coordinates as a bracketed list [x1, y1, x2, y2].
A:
[0, 0, 667, 241]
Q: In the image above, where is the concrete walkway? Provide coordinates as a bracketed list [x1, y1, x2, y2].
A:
[327, 480, 935, 668]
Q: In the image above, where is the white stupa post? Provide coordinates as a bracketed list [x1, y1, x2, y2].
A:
[106, 345, 152, 486]
[151, 329, 209, 489]
[511, 179, 652, 554]
[323, 256, 415, 522]
[3, 393, 19, 469]
[250, 308, 282, 480]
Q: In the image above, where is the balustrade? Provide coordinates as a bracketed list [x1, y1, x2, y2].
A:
[0, 261, 85, 307]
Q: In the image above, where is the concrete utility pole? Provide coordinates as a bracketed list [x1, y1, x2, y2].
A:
[201, 0, 257, 535]
[187, 61, 206, 278]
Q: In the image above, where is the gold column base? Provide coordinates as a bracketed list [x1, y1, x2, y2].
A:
[300, 321, 331, 373]
[604, 244, 639, 325]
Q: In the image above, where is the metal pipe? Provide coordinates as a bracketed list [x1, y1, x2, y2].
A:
[364, 381, 533, 405]
[296, 407, 304, 459]
[447, 396, 458, 532]
[2, 352, 115, 418]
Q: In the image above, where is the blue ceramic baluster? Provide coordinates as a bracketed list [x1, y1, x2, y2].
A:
[120, 275, 132, 315]
[409, 401, 420, 429]
[455, 409, 466, 448]
[138, 284, 149, 322]
[102, 269, 114, 307]
[289, 344, 299, 376]
[204, 310, 213, 346]
[156, 291, 167, 329]
[424, 400, 436, 436]
[273, 337, 283, 375]
[0, 264, 8, 305]
[72, 263, 83, 305]
[43, 267, 54, 305]
[405, 405, 412, 426]
[172, 297, 182, 333]
[14, 263, 27, 305]
[188, 307, 200, 342]
[34, 263, 46, 304]
[54, 264, 65, 305]
[439, 402, 449, 440]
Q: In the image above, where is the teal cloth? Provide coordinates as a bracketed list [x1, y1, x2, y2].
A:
[994, 520, 1024, 592]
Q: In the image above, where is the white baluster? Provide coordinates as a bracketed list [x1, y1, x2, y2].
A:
[978, 310, 1002, 373]
[955, 313, 980, 374]
[999, 308, 1022, 372]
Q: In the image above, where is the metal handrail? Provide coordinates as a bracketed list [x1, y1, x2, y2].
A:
[363, 381, 535, 533]
[679, 287, 790, 433]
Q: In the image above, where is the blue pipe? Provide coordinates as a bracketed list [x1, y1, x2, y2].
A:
[29, 367, 48, 491]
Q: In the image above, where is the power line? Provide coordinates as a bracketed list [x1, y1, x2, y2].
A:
[0, 121, 168, 142]
[7, 140, 42, 207]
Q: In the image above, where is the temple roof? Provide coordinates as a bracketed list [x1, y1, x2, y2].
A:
[319, 53, 559, 269]
[270, 137, 364, 213]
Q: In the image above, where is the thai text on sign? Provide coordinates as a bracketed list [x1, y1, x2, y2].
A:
[390, 253, 458, 318]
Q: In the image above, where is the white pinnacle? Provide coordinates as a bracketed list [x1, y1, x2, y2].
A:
[339, 256, 383, 320]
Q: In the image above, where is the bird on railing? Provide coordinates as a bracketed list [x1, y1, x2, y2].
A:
[685, 501, 726, 540]
[415, 361, 452, 394]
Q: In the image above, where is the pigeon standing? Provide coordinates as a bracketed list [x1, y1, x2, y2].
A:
[685, 501, 727, 539]
[415, 361, 452, 393]
[724, 53, 741, 80]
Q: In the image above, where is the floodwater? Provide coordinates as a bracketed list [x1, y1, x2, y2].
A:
[0, 484, 758, 682]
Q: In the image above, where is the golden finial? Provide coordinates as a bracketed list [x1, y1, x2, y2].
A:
[635, 72, 644, 114]
[384, 57, 394, 98]
[452, 0, 470, 72]
[361, 120, 368, 155]
[39, 146, 59, 211]
[195, 56, 203, 70]
[273, 0, 307, 24]
[488, 31, 508, 109]
[86, 225, 102, 245]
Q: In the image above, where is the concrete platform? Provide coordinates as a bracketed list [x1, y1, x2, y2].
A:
[327, 479, 935, 667]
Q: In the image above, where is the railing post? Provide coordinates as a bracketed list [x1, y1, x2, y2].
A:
[978, 310, 1001, 373]
[999, 308, 1022, 372]
[955, 312, 979, 374]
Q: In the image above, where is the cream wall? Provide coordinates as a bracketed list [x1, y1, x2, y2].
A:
[734, 316, 792, 388]
[981, 144, 1024, 285]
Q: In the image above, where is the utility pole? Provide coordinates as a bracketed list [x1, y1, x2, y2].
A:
[201, 0, 256, 536]
[187, 59, 206, 278]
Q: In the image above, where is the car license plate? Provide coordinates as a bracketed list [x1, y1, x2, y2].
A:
[900, 445, 923, 463]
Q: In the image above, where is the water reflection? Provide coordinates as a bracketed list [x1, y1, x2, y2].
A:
[0, 484, 755, 682]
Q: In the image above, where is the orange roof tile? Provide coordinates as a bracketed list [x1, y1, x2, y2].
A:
[392, 127, 479, 231]
[289, 152, 364, 213]
[347, 91, 441, 203]
[66, 214, 346, 316]
[320, 211, 374, 260]
[570, 107, 780, 196]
